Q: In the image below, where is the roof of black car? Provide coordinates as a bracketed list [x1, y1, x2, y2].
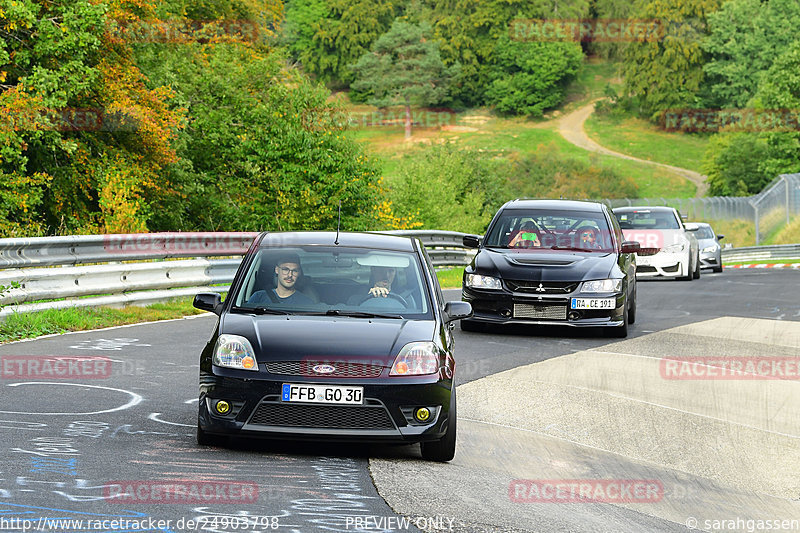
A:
[502, 199, 605, 212]
[257, 231, 416, 251]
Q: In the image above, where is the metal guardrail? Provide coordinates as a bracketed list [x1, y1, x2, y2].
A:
[721, 244, 800, 263]
[0, 231, 475, 317]
[0, 229, 794, 318]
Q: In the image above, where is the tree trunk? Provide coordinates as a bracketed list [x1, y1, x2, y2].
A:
[404, 103, 412, 140]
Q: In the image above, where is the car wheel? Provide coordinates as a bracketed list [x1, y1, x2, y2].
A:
[607, 298, 629, 338]
[713, 264, 723, 273]
[692, 256, 701, 279]
[421, 389, 457, 462]
[460, 319, 485, 332]
[627, 285, 636, 325]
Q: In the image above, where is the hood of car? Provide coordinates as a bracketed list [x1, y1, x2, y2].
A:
[696, 237, 718, 247]
[220, 313, 436, 364]
[474, 248, 618, 281]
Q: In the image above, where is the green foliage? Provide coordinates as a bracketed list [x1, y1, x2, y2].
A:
[486, 35, 583, 117]
[136, 43, 388, 232]
[702, 0, 800, 108]
[622, 0, 723, 119]
[420, 0, 590, 106]
[508, 150, 639, 199]
[589, 0, 635, 59]
[387, 145, 511, 234]
[351, 21, 457, 109]
[286, 0, 402, 86]
[702, 41, 800, 195]
[702, 133, 770, 196]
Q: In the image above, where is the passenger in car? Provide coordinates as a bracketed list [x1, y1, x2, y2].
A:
[508, 221, 541, 248]
[247, 254, 315, 306]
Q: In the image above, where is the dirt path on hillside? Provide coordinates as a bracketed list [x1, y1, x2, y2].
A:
[557, 101, 709, 197]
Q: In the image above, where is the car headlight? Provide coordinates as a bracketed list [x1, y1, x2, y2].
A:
[702, 245, 718, 253]
[390, 342, 439, 376]
[213, 334, 258, 371]
[663, 243, 686, 253]
[466, 273, 503, 290]
[581, 279, 622, 293]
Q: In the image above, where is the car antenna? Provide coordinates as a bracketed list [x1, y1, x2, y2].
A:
[334, 200, 341, 245]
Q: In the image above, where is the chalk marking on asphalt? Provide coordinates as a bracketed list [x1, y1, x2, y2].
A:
[0, 382, 143, 415]
[148, 412, 194, 427]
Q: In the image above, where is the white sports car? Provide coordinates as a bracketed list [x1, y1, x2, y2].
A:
[613, 206, 700, 281]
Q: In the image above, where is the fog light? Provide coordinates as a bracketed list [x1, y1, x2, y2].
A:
[414, 407, 431, 423]
[215, 400, 231, 415]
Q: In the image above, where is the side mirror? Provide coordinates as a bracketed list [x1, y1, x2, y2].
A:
[717, 234, 725, 241]
[443, 301, 472, 323]
[193, 292, 222, 315]
[462, 235, 482, 249]
[621, 240, 641, 254]
[684, 223, 699, 231]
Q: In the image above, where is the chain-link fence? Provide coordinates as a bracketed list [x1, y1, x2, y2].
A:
[599, 173, 800, 245]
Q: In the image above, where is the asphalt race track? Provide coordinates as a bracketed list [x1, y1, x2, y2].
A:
[0, 269, 798, 533]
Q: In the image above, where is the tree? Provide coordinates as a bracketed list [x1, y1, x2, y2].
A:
[285, 0, 402, 86]
[702, 0, 800, 108]
[0, 0, 183, 234]
[351, 21, 458, 139]
[622, 0, 723, 120]
[420, 0, 591, 107]
[486, 34, 583, 117]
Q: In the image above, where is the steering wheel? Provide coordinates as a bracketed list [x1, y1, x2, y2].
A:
[356, 292, 409, 307]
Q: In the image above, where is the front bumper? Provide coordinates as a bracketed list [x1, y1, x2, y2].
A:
[635, 251, 689, 278]
[700, 251, 721, 269]
[198, 371, 453, 443]
[461, 286, 625, 328]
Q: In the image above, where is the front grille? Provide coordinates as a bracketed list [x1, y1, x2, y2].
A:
[505, 280, 578, 294]
[513, 303, 567, 320]
[637, 265, 657, 273]
[662, 264, 680, 273]
[248, 402, 395, 429]
[266, 361, 384, 378]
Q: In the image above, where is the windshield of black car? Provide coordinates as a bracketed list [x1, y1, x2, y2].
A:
[231, 247, 432, 318]
[483, 210, 614, 252]
[614, 210, 681, 230]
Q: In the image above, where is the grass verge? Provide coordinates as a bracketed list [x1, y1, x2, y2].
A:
[436, 268, 465, 290]
[0, 298, 206, 343]
[584, 112, 710, 174]
[724, 258, 800, 265]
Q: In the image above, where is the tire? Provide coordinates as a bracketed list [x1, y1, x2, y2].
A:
[627, 285, 636, 325]
[421, 389, 457, 462]
[679, 257, 693, 281]
[692, 255, 701, 279]
[606, 298, 629, 338]
[460, 319, 485, 332]
[713, 264, 723, 273]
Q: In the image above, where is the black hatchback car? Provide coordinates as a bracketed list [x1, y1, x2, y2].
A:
[460, 199, 640, 337]
[192, 232, 472, 461]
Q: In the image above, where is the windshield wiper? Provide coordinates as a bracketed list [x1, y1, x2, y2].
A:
[550, 246, 601, 252]
[232, 306, 292, 315]
[322, 309, 404, 320]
